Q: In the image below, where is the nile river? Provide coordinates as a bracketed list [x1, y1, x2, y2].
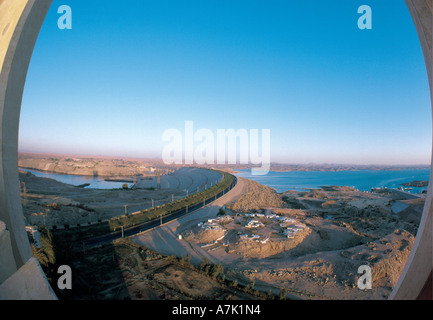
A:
[20, 168, 134, 189]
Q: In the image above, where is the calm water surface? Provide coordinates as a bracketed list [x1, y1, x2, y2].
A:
[20, 168, 134, 189]
[20, 167, 430, 193]
[235, 169, 430, 193]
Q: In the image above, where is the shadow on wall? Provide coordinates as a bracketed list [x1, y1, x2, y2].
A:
[38, 228, 130, 300]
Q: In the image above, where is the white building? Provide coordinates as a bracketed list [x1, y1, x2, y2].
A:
[25, 226, 41, 248]
[246, 220, 264, 229]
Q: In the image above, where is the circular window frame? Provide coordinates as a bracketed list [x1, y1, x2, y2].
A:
[0, 0, 431, 299]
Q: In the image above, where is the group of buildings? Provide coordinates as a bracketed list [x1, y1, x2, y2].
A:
[244, 212, 307, 239]
[196, 210, 307, 246]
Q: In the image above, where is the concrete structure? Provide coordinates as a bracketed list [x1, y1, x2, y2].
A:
[389, 0, 433, 300]
[0, 0, 431, 299]
[0, 0, 55, 299]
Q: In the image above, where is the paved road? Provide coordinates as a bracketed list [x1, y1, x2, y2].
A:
[134, 167, 222, 194]
[131, 176, 246, 264]
[389, 188, 424, 200]
[79, 175, 239, 249]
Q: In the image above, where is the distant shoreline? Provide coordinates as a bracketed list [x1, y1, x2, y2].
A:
[235, 168, 430, 194]
[18, 152, 429, 171]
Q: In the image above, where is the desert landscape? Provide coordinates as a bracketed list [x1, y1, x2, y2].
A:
[19, 165, 222, 229]
[133, 178, 424, 300]
[21, 154, 425, 300]
[18, 152, 173, 177]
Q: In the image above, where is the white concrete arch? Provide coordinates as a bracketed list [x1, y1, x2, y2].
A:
[390, 0, 432, 300]
[0, 0, 431, 299]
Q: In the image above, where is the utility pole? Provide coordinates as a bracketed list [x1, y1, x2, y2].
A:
[124, 205, 128, 215]
[172, 194, 174, 202]
[43, 208, 48, 227]
[21, 182, 28, 205]
[151, 199, 154, 208]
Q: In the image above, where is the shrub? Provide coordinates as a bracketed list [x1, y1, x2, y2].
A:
[245, 279, 255, 292]
[279, 288, 288, 300]
[200, 258, 209, 271]
[211, 263, 224, 279]
[217, 208, 226, 216]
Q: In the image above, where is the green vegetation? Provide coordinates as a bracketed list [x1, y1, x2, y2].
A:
[279, 287, 289, 300]
[217, 207, 226, 216]
[52, 170, 234, 242]
[34, 235, 283, 300]
[165, 252, 279, 299]
[282, 195, 306, 209]
[108, 170, 233, 231]
[30, 226, 57, 284]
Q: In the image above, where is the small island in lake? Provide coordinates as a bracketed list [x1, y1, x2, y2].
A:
[400, 180, 429, 187]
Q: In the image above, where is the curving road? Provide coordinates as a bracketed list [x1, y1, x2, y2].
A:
[79, 174, 240, 249]
[131, 176, 246, 264]
[133, 167, 222, 194]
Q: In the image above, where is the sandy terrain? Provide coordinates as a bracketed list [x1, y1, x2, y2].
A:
[131, 177, 247, 265]
[21, 154, 424, 300]
[229, 178, 285, 212]
[52, 238, 260, 300]
[132, 181, 423, 300]
[19, 167, 222, 229]
[18, 152, 171, 177]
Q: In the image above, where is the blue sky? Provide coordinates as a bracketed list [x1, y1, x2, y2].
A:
[19, 0, 431, 165]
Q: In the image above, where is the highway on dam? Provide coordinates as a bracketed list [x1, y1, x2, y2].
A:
[79, 175, 239, 249]
[131, 175, 247, 265]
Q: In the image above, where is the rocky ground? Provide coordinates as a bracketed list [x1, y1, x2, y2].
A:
[228, 178, 285, 212]
[18, 152, 171, 177]
[23, 158, 426, 300]
[19, 167, 220, 228]
[181, 182, 424, 300]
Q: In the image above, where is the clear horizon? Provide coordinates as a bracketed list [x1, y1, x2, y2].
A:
[19, 0, 432, 166]
[17, 150, 431, 168]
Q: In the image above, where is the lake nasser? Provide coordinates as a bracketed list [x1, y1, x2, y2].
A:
[235, 169, 430, 193]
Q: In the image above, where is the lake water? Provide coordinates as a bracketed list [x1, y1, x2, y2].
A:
[235, 169, 431, 194]
[20, 168, 134, 189]
[20, 167, 431, 193]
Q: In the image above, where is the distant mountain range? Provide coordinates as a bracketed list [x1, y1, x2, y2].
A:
[208, 162, 430, 172]
[18, 152, 430, 174]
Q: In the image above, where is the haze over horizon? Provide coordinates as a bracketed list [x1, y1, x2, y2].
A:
[17, 150, 431, 169]
[19, 0, 432, 166]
